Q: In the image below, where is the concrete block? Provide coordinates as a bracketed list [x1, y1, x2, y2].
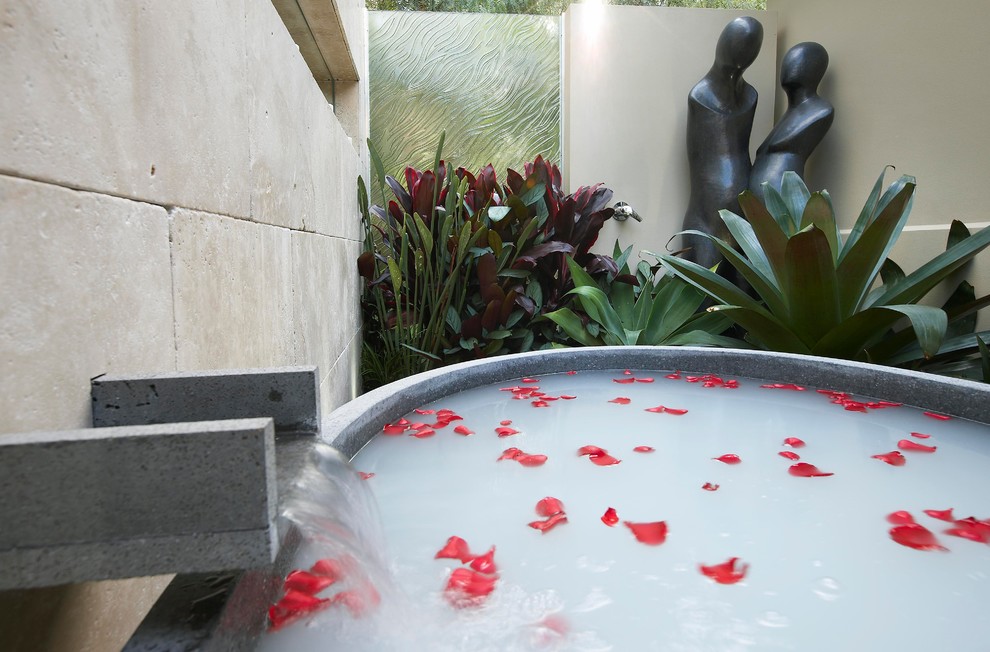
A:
[0, 175, 175, 435]
[247, 0, 341, 233]
[0, 1, 251, 218]
[291, 232, 361, 377]
[0, 418, 277, 590]
[92, 367, 320, 436]
[170, 209, 294, 370]
[337, 134, 364, 241]
[320, 331, 362, 420]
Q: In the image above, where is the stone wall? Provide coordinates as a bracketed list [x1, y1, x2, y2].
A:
[0, 0, 367, 649]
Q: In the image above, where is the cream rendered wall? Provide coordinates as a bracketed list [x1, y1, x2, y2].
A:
[767, 0, 990, 327]
[564, 5, 778, 261]
[0, 0, 368, 649]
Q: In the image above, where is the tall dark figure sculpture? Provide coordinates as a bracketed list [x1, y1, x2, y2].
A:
[750, 42, 834, 201]
[681, 16, 763, 270]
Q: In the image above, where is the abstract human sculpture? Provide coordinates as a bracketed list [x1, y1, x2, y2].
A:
[750, 42, 834, 201]
[681, 16, 764, 270]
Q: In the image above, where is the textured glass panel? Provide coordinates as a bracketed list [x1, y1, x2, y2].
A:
[369, 11, 560, 199]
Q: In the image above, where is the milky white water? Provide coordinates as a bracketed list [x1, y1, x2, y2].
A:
[260, 369, 990, 652]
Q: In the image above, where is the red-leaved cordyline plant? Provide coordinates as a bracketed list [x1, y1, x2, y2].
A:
[358, 133, 620, 389]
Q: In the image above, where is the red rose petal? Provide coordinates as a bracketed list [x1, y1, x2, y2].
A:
[566, 370, 577, 375]
[635, 377, 655, 383]
[413, 408, 435, 415]
[454, 425, 474, 436]
[410, 427, 435, 438]
[268, 590, 332, 631]
[910, 432, 931, 439]
[517, 454, 548, 467]
[665, 371, 681, 379]
[500, 420, 513, 426]
[871, 451, 906, 466]
[284, 570, 336, 595]
[468, 547, 498, 574]
[633, 446, 654, 453]
[496, 426, 520, 437]
[623, 369, 633, 375]
[329, 587, 378, 618]
[788, 462, 833, 477]
[435, 536, 475, 563]
[924, 508, 955, 522]
[498, 447, 523, 461]
[357, 471, 375, 480]
[713, 454, 741, 465]
[623, 520, 668, 545]
[522, 377, 539, 383]
[609, 397, 631, 404]
[699, 557, 749, 584]
[382, 424, 407, 435]
[529, 512, 568, 533]
[761, 383, 805, 391]
[536, 496, 565, 517]
[309, 559, 343, 579]
[923, 411, 951, 421]
[601, 507, 619, 526]
[702, 482, 720, 491]
[645, 405, 688, 415]
[578, 445, 606, 456]
[778, 451, 800, 461]
[559, 395, 577, 400]
[589, 453, 621, 466]
[886, 511, 916, 525]
[532, 400, 550, 408]
[783, 437, 805, 448]
[889, 523, 947, 551]
[898, 439, 937, 453]
[944, 517, 990, 544]
[444, 567, 498, 607]
[613, 378, 636, 384]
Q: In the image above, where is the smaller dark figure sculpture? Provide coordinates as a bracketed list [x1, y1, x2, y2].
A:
[750, 42, 834, 201]
[681, 16, 764, 270]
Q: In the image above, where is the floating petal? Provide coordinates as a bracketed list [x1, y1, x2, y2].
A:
[382, 424, 407, 436]
[469, 547, 498, 574]
[633, 446, 654, 453]
[498, 447, 523, 461]
[702, 482, 720, 491]
[761, 383, 806, 391]
[357, 471, 375, 480]
[444, 567, 498, 607]
[560, 395, 577, 400]
[517, 454, 548, 467]
[309, 559, 343, 579]
[410, 428, 435, 438]
[886, 511, 915, 525]
[578, 445, 607, 457]
[944, 517, 990, 544]
[788, 462, 833, 477]
[783, 437, 805, 448]
[910, 432, 931, 439]
[589, 453, 621, 466]
[566, 370, 578, 375]
[871, 451, 906, 466]
[635, 377, 655, 383]
[778, 451, 800, 461]
[532, 400, 550, 408]
[522, 377, 539, 383]
[454, 425, 474, 436]
[609, 397, 631, 404]
[529, 512, 568, 533]
[268, 590, 331, 631]
[496, 426, 520, 437]
[613, 378, 636, 384]
[623, 520, 668, 545]
[924, 508, 955, 522]
[435, 536, 474, 563]
[536, 496, 565, 517]
[699, 557, 749, 584]
[284, 570, 336, 595]
[713, 454, 741, 465]
[601, 507, 619, 526]
[889, 523, 947, 551]
[500, 420, 513, 426]
[898, 440, 937, 453]
[923, 411, 951, 421]
[413, 409, 435, 415]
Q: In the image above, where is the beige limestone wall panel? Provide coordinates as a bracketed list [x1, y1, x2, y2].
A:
[320, 330, 363, 419]
[563, 6, 777, 262]
[767, 0, 990, 230]
[0, 1, 251, 218]
[170, 209, 294, 370]
[0, 175, 175, 436]
[247, 0, 341, 234]
[290, 232, 362, 380]
[337, 135, 365, 242]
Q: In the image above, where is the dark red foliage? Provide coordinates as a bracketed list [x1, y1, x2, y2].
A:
[699, 557, 749, 584]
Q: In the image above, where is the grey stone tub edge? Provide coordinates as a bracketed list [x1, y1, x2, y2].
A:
[324, 346, 990, 458]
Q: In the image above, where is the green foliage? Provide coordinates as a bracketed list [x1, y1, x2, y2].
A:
[358, 133, 621, 388]
[655, 170, 990, 365]
[544, 247, 747, 347]
[367, 0, 764, 15]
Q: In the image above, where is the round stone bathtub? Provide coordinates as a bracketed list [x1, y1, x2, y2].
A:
[254, 346, 990, 652]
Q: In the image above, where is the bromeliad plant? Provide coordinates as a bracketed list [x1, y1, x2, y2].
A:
[357, 134, 620, 388]
[544, 245, 747, 348]
[656, 169, 990, 363]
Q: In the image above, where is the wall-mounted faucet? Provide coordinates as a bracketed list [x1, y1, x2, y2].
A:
[613, 201, 643, 222]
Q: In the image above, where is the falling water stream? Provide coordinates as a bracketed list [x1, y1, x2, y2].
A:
[259, 370, 990, 651]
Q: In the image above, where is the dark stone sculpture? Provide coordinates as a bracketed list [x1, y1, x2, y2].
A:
[750, 42, 834, 201]
[681, 16, 764, 270]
